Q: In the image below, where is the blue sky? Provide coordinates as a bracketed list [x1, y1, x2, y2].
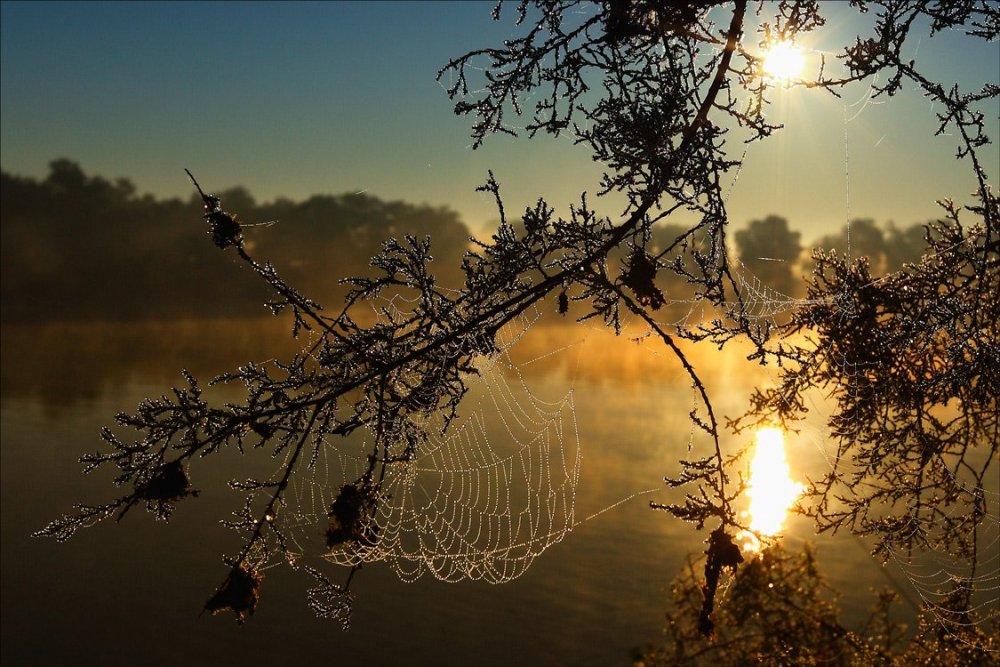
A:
[2, 1, 997, 239]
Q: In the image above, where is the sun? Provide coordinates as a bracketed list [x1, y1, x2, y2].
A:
[761, 40, 806, 84]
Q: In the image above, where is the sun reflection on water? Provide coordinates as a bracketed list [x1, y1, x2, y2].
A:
[741, 427, 805, 552]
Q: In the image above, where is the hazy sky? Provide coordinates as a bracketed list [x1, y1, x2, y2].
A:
[2, 1, 997, 240]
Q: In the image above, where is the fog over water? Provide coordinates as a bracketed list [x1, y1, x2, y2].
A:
[1, 164, 982, 666]
[2, 313, 923, 666]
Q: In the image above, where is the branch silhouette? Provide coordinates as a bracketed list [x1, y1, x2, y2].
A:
[36, 1, 997, 644]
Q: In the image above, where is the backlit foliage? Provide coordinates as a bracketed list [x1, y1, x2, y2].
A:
[636, 543, 999, 666]
[37, 0, 996, 650]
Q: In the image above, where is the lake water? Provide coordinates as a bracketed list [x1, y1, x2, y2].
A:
[1, 317, 931, 666]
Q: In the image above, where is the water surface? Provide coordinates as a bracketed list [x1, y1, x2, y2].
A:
[1, 317, 919, 666]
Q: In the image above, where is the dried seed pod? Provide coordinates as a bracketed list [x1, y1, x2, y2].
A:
[326, 481, 380, 548]
[250, 421, 275, 438]
[207, 210, 242, 249]
[185, 169, 242, 249]
[138, 460, 197, 502]
[698, 527, 744, 637]
[204, 564, 262, 624]
[621, 247, 665, 310]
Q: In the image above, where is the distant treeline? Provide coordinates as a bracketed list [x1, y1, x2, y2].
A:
[1, 161, 937, 322]
[732, 214, 938, 297]
[1, 160, 470, 322]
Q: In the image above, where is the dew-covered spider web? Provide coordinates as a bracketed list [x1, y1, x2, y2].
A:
[263, 298, 585, 586]
[259, 11, 998, 645]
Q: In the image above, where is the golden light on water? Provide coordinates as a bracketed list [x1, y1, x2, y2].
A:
[741, 427, 805, 552]
[761, 40, 806, 84]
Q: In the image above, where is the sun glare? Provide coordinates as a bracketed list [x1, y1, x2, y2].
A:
[741, 427, 804, 552]
[761, 40, 805, 84]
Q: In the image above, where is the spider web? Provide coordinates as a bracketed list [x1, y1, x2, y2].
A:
[260, 13, 995, 645]
[269, 299, 585, 585]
